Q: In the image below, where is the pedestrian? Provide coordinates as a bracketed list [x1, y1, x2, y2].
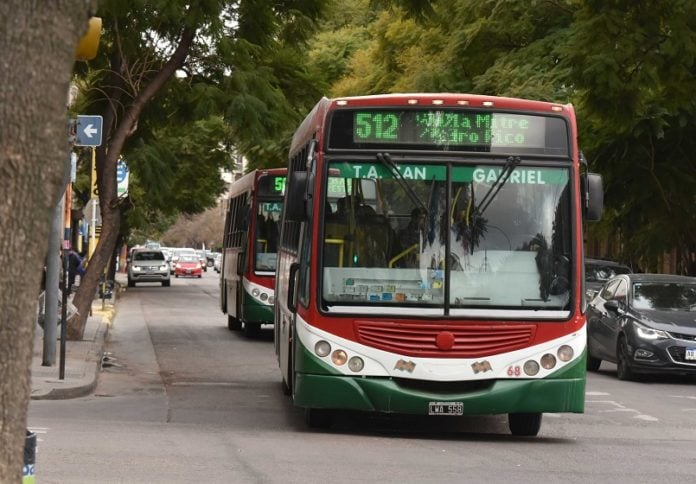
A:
[68, 249, 85, 292]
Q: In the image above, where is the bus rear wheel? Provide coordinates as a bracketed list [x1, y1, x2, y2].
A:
[508, 412, 542, 436]
[227, 315, 241, 331]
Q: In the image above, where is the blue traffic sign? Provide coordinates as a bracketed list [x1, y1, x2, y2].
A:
[75, 115, 103, 146]
[116, 160, 128, 183]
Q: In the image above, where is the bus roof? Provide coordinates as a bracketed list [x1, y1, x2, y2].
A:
[290, 93, 574, 155]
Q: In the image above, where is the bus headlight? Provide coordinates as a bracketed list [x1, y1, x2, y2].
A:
[540, 353, 557, 370]
[557, 345, 574, 362]
[348, 357, 364, 372]
[268, 295, 274, 305]
[315, 340, 331, 357]
[260, 292, 268, 302]
[331, 350, 348, 366]
[251, 288, 260, 297]
[523, 360, 540, 376]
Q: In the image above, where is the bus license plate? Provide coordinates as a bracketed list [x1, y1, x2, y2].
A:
[428, 402, 463, 416]
[686, 348, 696, 361]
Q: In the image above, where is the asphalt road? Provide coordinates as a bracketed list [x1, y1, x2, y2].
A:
[29, 270, 696, 483]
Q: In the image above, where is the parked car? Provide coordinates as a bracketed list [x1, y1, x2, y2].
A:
[585, 258, 632, 301]
[174, 254, 203, 278]
[196, 250, 208, 272]
[213, 253, 222, 273]
[586, 273, 696, 380]
[127, 249, 170, 287]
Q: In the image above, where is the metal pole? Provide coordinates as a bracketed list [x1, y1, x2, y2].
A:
[42, 199, 63, 366]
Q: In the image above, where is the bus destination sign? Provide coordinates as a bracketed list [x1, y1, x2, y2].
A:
[257, 175, 286, 197]
[328, 109, 569, 155]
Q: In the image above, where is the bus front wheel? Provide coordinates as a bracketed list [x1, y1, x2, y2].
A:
[305, 408, 332, 429]
[227, 315, 241, 331]
[508, 412, 542, 436]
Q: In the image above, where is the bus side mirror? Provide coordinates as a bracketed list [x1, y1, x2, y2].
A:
[582, 173, 603, 222]
[287, 262, 300, 312]
[285, 171, 308, 222]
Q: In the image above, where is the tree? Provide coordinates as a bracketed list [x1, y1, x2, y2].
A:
[313, 0, 696, 273]
[0, 2, 98, 479]
[68, 0, 326, 339]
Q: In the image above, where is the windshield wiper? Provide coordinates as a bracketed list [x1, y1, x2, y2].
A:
[376, 152, 428, 214]
[476, 156, 521, 216]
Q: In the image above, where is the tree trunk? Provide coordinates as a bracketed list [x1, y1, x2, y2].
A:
[0, 2, 97, 480]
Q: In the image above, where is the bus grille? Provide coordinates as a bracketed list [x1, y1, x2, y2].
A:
[355, 321, 536, 358]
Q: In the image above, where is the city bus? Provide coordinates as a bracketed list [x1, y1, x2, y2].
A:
[275, 94, 604, 436]
[220, 168, 286, 336]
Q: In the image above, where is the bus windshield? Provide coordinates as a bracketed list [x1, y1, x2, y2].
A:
[321, 160, 572, 313]
[255, 200, 283, 272]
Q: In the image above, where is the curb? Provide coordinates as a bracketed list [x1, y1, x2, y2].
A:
[31, 306, 113, 400]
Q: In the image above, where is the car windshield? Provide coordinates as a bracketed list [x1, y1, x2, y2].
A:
[586, 262, 631, 282]
[632, 282, 696, 311]
[134, 251, 164, 261]
[320, 160, 572, 314]
[180, 255, 198, 263]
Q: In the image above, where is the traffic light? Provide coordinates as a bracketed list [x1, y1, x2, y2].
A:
[75, 17, 102, 61]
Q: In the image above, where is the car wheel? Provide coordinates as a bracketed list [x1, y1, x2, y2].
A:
[508, 412, 542, 437]
[198, 274, 202, 278]
[305, 408, 332, 429]
[616, 336, 635, 381]
[587, 353, 602, 372]
[162, 280, 170, 287]
[175, 274, 179, 278]
[127, 278, 135, 287]
[227, 315, 241, 331]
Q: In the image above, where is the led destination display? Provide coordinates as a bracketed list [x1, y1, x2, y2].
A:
[328, 109, 569, 155]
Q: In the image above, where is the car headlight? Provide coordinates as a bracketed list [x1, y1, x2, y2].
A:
[132, 266, 141, 271]
[633, 322, 669, 340]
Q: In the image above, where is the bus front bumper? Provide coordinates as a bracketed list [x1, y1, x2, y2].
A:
[293, 358, 586, 415]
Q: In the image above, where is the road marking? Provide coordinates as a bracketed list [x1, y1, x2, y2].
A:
[586, 391, 610, 396]
[586, 400, 659, 422]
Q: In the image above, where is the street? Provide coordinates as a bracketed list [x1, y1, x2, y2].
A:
[29, 271, 696, 483]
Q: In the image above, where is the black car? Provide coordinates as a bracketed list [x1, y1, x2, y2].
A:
[586, 273, 696, 380]
[585, 258, 632, 301]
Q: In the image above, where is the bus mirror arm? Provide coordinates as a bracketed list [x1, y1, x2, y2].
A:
[287, 262, 300, 312]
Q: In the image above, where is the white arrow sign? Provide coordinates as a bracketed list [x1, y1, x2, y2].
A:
[83, 124, 98, 138]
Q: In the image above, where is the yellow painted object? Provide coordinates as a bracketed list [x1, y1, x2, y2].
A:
[75, 17, 102, 61]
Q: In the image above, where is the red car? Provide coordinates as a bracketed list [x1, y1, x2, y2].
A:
[174, 254, 203, 278]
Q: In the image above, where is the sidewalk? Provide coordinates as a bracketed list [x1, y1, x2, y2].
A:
[30, 277, 123, 400]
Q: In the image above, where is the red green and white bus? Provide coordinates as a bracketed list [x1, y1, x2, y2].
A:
[275, 94, 603, 436]
[220, 168, 286, 336]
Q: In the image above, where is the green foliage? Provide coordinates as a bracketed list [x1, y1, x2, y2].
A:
[72, 0, 326, 242]
[307, 0, 696, 272]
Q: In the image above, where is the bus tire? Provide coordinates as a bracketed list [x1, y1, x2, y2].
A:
[305, 408, 332, 429]
[244, 322, 260, 337]
[508, 412, 542, 436]
[282, 341, 294, 396]
[587, 353, 601, 372]
[227, 315, 241, 331]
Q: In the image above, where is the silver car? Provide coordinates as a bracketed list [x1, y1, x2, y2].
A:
[127, 249, 171, 287]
